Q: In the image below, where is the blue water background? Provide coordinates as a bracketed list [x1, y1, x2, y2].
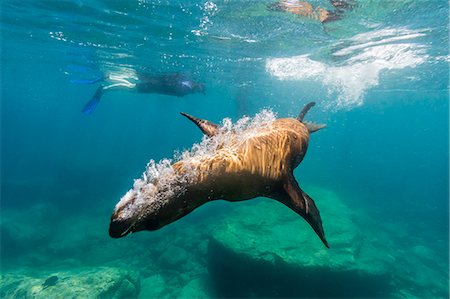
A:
[1, 0, 449, 298]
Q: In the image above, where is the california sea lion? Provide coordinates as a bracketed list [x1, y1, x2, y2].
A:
[109, 102, 329, 248]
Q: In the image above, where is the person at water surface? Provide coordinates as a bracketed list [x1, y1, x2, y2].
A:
[81, 72, 206, 115]
[269, 0, 357, 23]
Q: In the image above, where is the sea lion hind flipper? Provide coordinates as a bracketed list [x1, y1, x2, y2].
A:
[279, 177, 329, 248]
[297, 102, 326, 132]
[180, 112, 219, 137]
[304, 121, 326, 133]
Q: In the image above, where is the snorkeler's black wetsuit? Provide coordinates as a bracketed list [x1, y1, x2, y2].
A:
[136, 73, 205, 97]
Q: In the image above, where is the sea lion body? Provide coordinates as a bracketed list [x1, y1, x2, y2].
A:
[109, 103, 329, 247]
[173, 118, 309, 200]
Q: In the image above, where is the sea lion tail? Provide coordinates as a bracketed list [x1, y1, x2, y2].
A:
[278, 175, 329, 248]
[297, 102, 326, 133]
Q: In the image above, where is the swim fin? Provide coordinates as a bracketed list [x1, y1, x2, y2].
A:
[82, 86, 103, 115]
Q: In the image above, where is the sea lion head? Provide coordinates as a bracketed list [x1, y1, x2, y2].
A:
[109, 166, 191, 238]
[109, 188, 148, 238]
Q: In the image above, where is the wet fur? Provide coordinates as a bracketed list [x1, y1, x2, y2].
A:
[110, 105, 329, 247]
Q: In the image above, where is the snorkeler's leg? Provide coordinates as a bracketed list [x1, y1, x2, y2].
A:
[102, 82, 136, 91]
[108, 75, 136, 88]
[81, 82, 137, 115]
[70, 75, 104, 85]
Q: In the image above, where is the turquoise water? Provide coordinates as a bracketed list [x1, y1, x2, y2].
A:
[1, 0, 449, 298]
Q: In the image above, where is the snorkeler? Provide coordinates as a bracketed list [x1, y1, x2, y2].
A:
[268, 0, 356, 23]
[81, 72, 206, 115]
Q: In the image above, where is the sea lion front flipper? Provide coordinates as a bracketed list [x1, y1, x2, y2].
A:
[279, 176, 329, 248]
[180, 112, 219, 137]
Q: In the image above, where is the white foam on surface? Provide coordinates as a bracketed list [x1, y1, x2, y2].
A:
[114, 109, 277, 219]
[266, 27, 429, 109]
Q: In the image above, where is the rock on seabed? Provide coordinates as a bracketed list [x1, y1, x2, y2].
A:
[0, 267, 140, 299]
[208, 185, 447, 298]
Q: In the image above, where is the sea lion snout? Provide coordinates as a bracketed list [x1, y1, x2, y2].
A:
[109, 190, 139, 238]
[109, 209, 162, 237]
[109, 217, 134, 238]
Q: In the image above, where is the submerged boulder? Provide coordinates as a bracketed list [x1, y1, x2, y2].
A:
[178, 278, 210, 298]
[1, 204, 56, 260]
[211, 186, 367, 270]
[209, 186, 394, 298]
[157, 245, 189, 269]
[208, 185, 449, 298]
[139, 274, 166, 299]
[0, 267, 140, 299]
